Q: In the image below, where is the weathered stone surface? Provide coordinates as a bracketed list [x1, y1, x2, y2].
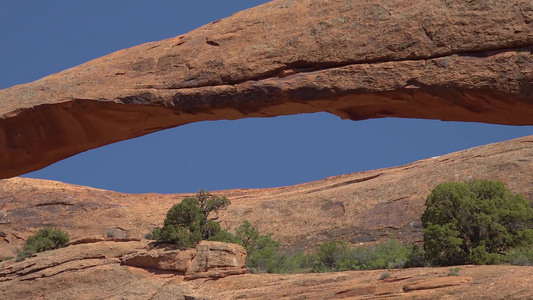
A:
[185, 241, 247, 280]
[2, 243, 533, 300]
[1, 137, 533, 298]
[0, 240, 195, 300]
[121, 248, 195, 273]
[121, 241, 246, 279]
[0, 240, 144, 283]
[403, 276, 473, 292]
[1, 0, 532, 178]
[0, 240, 245, 299]
[192, 266, 533, 299]
[2, 135, 533, 258]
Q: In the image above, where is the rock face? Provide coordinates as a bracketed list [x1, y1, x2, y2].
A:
[1, 0, 532, 178]
[185, 241, 247, 280]
[121, 241, 247, 279]
[1, 135, 533, 258]
[2, 246, 532, 300]
[0, 240, 246, 299]
[1, 136, 533, 298]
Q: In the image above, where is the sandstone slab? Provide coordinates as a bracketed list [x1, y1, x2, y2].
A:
[121, 248, 195, 273]
[403, 276, 473, 292]
[121, 240, 247, 279]
[185, 241, 247, 280]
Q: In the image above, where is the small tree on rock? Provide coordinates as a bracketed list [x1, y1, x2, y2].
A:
[152, 190, 231, 249]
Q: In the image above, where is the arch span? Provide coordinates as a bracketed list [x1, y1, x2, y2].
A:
[1, 0, 532, 179]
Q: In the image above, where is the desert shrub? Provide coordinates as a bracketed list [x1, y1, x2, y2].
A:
[232, 220, 281, 273]
[289, 240, 414, 273]
[422, 180, 533, 266]
[210, 228, 239, 244]
[334, 240, 410, 271]
[16, 249, 35, 262]
[17, 227, 69, 261]
[505, 247, 533, 266]
[233, 238, 427, 274]
[213, 220, 313, 274]
[272, 251, 315, 274]
[313, 241, 350, 272]
[367, 239, 409, 269]
[379, 271, 391, 280]
[154, 194, 282, 271]
[152, 190, 231, 249]
[344, 246, 373, 270]
[405, 244, 429, 268]
[1, 256, 14, 262]
[447, 267, 460, 276]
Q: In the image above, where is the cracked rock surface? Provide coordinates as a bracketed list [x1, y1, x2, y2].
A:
[1, 241, 533, 299]
[1, 136, 533, 298]
[1, 0, 533, 178]
[0, 240, 246, 299]
[1, 135, 533, 259]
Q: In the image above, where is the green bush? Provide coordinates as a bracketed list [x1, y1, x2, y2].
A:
[153, 194, 282, 272]
[405, 244, 429, 268]
[333, 240, 411, 271]
[447, 267, 460, 276]
[272, 251, 315, 274]
[17, 227, 69, 261]
[232, 220, 281, 273]
[505, 247, 533, 266]
[152, 190, 231, 249]
[313, 241, 349, 271]
[16, 249, 35, 262]
[367, 240, 409, 269]
[379, 271, 391, 280]
[274, 239, 414, 273]
[422, 180, 533, 266]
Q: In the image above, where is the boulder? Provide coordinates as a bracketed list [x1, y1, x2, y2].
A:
[121, 241, 246, 279]
[0, 0, 532, 178]
[185, 241, 247, 280]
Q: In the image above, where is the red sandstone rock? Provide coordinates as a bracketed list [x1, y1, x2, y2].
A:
[2, 135, 533, 258]
[0, 0, 532, 178]
[121, 240, 246, 279]
[403, 276, 473, 292]
[121, 248, 195, 273]
[1, 137, 533, 298]
[185, 241, 247, 280]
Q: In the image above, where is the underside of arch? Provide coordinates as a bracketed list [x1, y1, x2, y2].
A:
[0, 0, 532, 179]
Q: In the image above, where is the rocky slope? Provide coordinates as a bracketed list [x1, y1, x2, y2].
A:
[1, 135, 533, 298]
[2, 242, 532, 300]
[2, 134, 533, 259]
[1, 0, 532, 179]
[0, 240, 247, 300]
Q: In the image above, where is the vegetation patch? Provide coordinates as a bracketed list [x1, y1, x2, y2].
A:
[152, 180, 533, 274]
[422, 179, 533, 266]
[16, 227, 69, 261]
[152, 190, 231, 249]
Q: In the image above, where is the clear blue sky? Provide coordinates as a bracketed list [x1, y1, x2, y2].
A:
[2, 1, 533, 194]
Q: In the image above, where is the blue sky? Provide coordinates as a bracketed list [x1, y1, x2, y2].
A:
[2, 1, 533, 194]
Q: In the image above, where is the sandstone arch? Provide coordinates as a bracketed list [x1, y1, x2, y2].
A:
[0, 0, 532, 179]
